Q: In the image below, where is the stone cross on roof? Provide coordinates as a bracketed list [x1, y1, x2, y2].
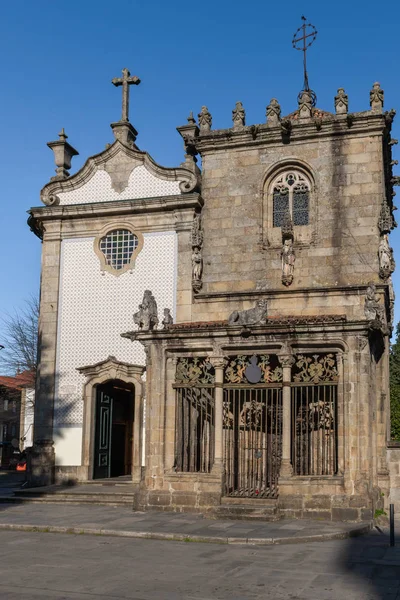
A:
[112, 68, 141, 123]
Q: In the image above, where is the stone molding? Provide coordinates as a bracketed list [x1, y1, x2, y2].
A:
[40, 140, 201, 206]
[28, 193, 203, 239]
[93, 222, 144, 277]
[77, 355, 145, 385]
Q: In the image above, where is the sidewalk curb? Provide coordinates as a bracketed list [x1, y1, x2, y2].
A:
[0, 522, 373, 545]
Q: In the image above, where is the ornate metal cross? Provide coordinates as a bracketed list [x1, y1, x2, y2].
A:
[112, 68, 141, 122]
[292, 16, 317, 93]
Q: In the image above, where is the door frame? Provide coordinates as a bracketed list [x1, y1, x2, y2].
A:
[77, 357, 145, 482]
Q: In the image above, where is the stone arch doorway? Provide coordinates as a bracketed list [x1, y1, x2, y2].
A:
[77, 356, 145, 483]
[94, 379, 134, 479]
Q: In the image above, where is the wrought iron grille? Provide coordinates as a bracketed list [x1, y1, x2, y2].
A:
[223, 387, 282, 498]
[174, 386, 215, 473]
[291, 353, 338, 476]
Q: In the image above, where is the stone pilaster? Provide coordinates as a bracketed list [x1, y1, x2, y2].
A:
[210, 357, 225, 476]
[278, 352, 295, 477]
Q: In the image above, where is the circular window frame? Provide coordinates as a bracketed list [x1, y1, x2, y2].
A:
[94, 223, 144, 276]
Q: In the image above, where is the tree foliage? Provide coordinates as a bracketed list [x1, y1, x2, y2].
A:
[0, 297, 39, 375]
[390, 321, 400, 440]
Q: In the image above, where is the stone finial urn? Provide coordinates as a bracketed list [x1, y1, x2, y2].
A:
[47, 129, 79, 180]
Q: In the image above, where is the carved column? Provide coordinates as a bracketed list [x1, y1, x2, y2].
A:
[278, 353, 295, 477]
[211, 357, 225, 475]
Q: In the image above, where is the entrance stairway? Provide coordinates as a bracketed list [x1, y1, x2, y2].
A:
[1, 477, 139, 506]
[213, 497, 280, 521]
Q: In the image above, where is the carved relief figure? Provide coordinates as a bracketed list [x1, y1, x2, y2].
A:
[378, 234, 395, 279]
[364, 283, 384, 323]
[191, 211, 204, 293]
[228, 299, 268, 327]
[281, 238, 296, 286]
[133, 290, 159, 330]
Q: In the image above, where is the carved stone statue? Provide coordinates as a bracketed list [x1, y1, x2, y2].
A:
[192, 247, 203, 281]
[281, 239, 296, 286]
[370, 82, 384, 112]
[378, 200, 394, 234]
[266, 98, 281, 125]
[228, 299, 268, 327]
[364, 283, 385, 322]
[162, 308, 173, 329]
[232, 101, 245, 129]
[378, 234, 395, 279]
[133, 290, 159, 330]
[198, 106, 212, 133]
[334, 88, 348, 115]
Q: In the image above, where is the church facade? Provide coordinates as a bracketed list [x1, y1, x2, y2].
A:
[28, 72, 397, 520]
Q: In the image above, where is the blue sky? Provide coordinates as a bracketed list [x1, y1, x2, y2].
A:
[1, 0, 399, 333]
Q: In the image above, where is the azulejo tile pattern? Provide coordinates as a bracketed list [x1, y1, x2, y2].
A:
[55, 231, 177, 425]
[58, 166, 181, 205]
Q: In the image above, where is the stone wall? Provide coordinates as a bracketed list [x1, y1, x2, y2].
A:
[388, 443, 400, 512]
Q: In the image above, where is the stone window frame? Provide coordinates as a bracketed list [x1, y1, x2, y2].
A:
[93, 222, 144, 277]
[262, 159, 318, 248]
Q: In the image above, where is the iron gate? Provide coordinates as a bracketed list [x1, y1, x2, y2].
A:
[223, 387, 282, 498]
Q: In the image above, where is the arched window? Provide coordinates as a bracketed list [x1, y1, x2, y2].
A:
[271, 171, 310, 227]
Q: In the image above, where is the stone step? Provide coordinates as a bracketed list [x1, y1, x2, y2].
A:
[0, 492, 136, 506]
[213, 501, 279, 521]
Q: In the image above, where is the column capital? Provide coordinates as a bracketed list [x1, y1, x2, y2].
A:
[210, 356, 226, 370]
[278, 354, 296, 368]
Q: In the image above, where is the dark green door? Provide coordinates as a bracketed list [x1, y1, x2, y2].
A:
[93, 386, 114, 479]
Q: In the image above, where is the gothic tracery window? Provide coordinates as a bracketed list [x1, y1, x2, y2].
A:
[272, 171, 310, 227]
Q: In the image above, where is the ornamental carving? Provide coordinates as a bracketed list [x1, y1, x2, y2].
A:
[175, 357, 215, 385]
[378, 234, 395, 279]
[224, 355, 283, 385]
[364, 283, 385, 323]
[292, 354, 339, 384]
[266, 98, 281, 125]
[228, 299, 268, 327]
[378, 200, 394, 234]
[198, 106, 212, 133]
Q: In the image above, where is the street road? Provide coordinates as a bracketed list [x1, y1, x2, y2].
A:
[0, 529, 398, 599]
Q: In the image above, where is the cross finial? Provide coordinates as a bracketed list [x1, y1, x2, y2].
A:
[111, 68, 141, 122]
[292, 16, 318, 106]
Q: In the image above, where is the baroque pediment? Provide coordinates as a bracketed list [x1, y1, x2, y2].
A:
[40, 140, 200, 206]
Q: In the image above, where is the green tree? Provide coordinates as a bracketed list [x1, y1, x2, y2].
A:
[390, 322, 400, 440]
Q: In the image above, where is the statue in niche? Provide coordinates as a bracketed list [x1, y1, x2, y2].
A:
[378, 234, 395, 279]
[228, 299, 268, 327]
[281, 238, 296, 286]
[133, 290, 159, 330]
[162, 308, 173, 329]
[364, 282, 385, 323]
[192, 246, 203, 281]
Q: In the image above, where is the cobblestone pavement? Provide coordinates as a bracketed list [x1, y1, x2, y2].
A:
[0, 502, 370, 544]
[0, 527, 399, 599]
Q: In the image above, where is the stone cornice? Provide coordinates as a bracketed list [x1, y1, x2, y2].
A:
[195, 283, 388, 302]
[28, 193, 203, 234]
[77, 355, 145, 380]
[40, 139, 201, 206]
[194, 112, 388, 153]
[121, 317, 372, 344]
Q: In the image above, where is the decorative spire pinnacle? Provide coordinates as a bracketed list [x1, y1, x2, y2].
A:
[266, 98, 281, 125]
[198, 106, 212, 134]
[292, 16, 318, 108]
[370, 82, 384, 113]
[187, 111, 196, 125]
[334, 88, 348, 115]
[111, 68, 141, 123]
[232, 101, 245, 129]
[58, 128, 68, 141]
